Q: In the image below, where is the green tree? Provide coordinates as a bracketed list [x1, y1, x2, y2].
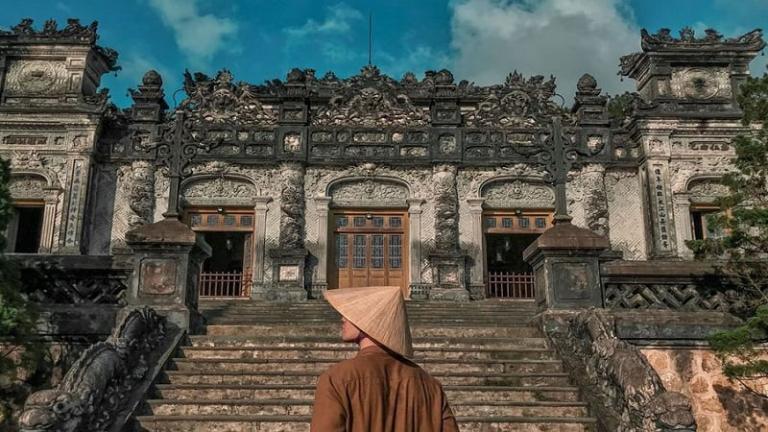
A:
[0, 158, 41, 427]
[687, 70, 768, 398]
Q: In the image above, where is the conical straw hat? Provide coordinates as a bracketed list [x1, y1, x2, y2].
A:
[324, 286, 414, 358]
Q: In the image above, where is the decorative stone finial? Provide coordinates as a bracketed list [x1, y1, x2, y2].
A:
[142, 70, 162, 87]
[577, 74, 598, 93]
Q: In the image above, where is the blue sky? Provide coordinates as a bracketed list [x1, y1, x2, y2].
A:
[1, 0, 766, 107]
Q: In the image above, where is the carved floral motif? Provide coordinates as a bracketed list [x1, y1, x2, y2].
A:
[464, 71, 571, 128]
[313, 66, 429, 126]
[481, 180, 554, 208]
[9, 175, 47, 199]
[329, 179, 409, 205]
[180, 69, 277, 125]
[182, 176, 257, 199]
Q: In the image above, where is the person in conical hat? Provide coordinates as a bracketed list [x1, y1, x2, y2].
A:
[310, 286, 459, 432]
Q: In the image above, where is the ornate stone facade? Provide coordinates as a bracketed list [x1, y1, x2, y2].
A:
[0, 19, 764, 301]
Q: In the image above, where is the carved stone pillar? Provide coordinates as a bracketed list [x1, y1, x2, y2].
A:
[38, 188, 60, 253]
[126, 218, 211, 331]
[59, 158, 90, 254]
[523, 222, 610, 311]
[266, 162, 308, 302]
[311, 196, 332, 299]
[466, 198, 486, 300]
[673, 193, 694, 259]
[644, 159, 678, 258]
[429, 164, 469, 301]
[250, 197, 271, 299]
[407, 198, 427, 300]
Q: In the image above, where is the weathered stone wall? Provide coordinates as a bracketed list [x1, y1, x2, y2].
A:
[606, 168, 648, 260]
[643, 348, 768, 432]
[567, 164, 609, 236]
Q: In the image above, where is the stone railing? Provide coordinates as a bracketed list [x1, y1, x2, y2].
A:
[13, 255, 131, 305]
[601, 260, 748, 314]
[17, 307, 170, 432]
[542, 309, 697, 432]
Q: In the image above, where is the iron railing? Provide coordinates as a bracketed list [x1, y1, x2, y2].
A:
[487, 271, 535, 299]
[198, 271, 248, 298]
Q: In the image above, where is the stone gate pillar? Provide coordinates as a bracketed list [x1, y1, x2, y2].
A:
[523, 222, 610, 310]
[429, 164, 469, 301]
[266, 162, 308, 301]
[126, 218, 211, 330]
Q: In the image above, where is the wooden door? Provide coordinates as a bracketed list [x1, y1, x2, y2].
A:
[330, 211, 408, 295]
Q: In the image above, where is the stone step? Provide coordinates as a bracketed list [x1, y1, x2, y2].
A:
[154, 384, 581, 403]
[171, 357, 563, 374]
[178, 346, 557, 361]
[204, 324, 543, 338]
[136, 415, 596, 432]
[163, 371, 572, 387]
[146, 398, 589, 417]
[188, 335, 550, 350]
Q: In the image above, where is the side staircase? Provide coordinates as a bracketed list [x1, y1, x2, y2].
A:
[136, 301, 596, 431]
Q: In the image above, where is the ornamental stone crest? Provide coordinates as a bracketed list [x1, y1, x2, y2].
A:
[481, 180, 555, 208]
[182, 176, 257, 199]
[180, 69, 277, 126]
[312, 65, 429, 127]
[329, 179, 409, 206]
[9, 175, 47, 199]
[464, 71, 568, 128]
[688, 180, 729, 203]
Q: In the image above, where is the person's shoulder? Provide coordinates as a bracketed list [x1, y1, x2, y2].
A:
[322, 356, 364, 382]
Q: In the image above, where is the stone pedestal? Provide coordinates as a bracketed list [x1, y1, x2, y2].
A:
[428, 251, 469, 301]
[265, 248, 308, 302]
[523, 222, 610, 311]
[125, 218, 211, 330]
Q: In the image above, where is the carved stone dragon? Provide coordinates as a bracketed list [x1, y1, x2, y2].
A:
[543, 309, 697, 432]
[18, 307, 166, 432]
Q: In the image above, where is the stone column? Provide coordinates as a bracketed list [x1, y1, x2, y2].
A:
[644, 159, 677, 258]
[38, 188, 60, 253]
[673, 193, 694, 259]
[267, 162, 308, 301]
[250, 197, 271, 299]
[311, 196, 332, 299]
[407, 198, 426, 299]
[429, 164, 469, 301]
[59, 158, 90, 254]
[523, 222, 610, 311]
[466, 198, 486, 299]
[126, 218, 211, 331]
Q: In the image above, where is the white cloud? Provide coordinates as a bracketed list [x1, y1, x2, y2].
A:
[148, 0, 239, 68]
[449, 0, 639, 100]
[284, 3, 364, 39]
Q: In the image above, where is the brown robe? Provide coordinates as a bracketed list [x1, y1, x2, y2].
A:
[310, 345, 460, 432]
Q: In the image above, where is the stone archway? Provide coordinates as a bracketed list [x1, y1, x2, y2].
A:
[466, 177, 556, 296]
[314, 176, 424, 296]
[180, 174, 271, 293]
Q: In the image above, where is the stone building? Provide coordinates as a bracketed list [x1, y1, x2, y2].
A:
[5, 19, 768, 432]
[1, 20, 763, 304]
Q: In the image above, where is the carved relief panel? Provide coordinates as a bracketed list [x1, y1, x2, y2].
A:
[670, 67, 732, 100]
[481, 179, 555, 209]
[4, 59, 69, 97]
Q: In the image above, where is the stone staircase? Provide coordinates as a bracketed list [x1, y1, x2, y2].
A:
[136, 301, 596, 431]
